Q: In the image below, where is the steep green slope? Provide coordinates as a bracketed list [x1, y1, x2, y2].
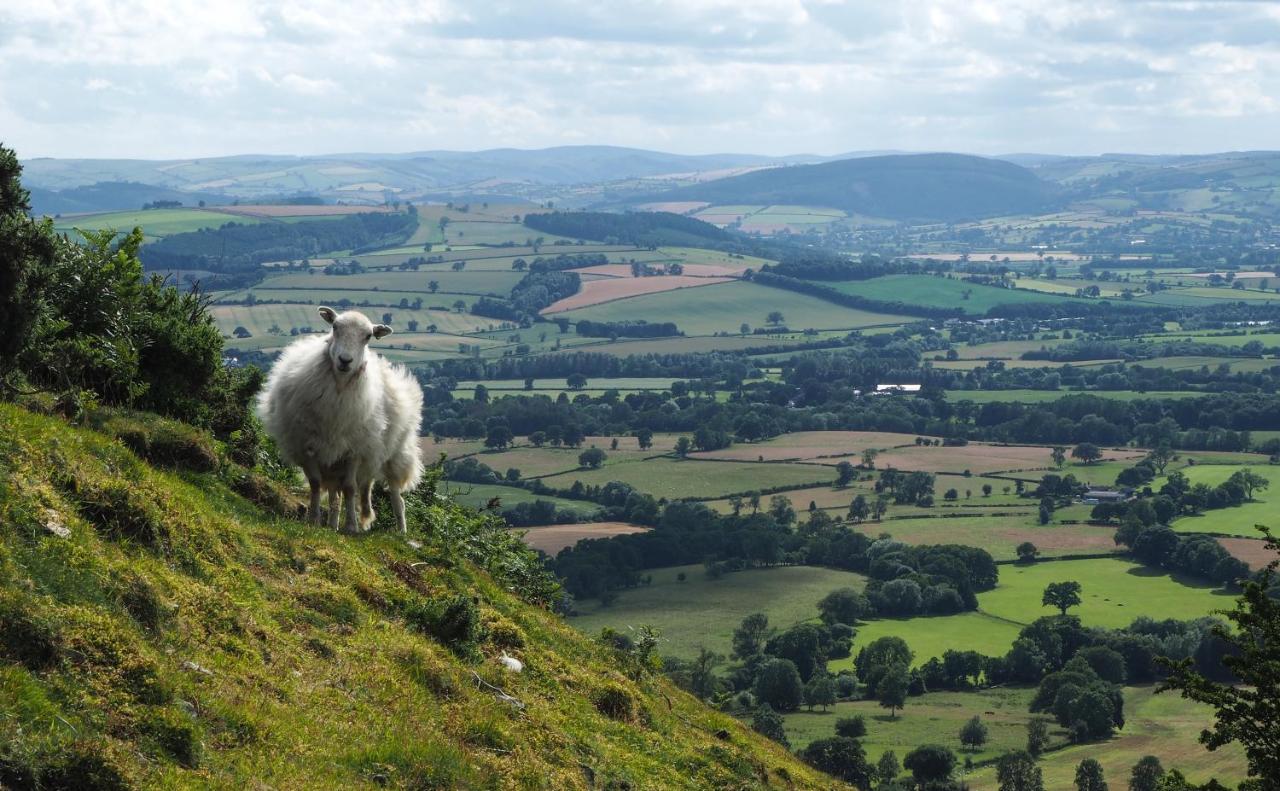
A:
[0, 403, 843, 790]
[648, 153, 1062, 222]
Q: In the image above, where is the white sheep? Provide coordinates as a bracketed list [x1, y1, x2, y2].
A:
[256, 306, 424, 533]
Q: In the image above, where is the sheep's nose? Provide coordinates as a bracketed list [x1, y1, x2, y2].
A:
[338, 355, 353, 366]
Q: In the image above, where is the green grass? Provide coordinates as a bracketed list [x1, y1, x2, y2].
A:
[569, 564, 867, 660]
[782, 686, 1062, 761]
[53, 208, 261, 239]
[538, 457, 834, 499]
[556, 280, 913, 335]
[832, 613, 1024, 672]
[225, 269, 524, 297]
[980, 558, 1233, 630]
[852, 514, 1121, 561]
[823, 275, 1088, 314]
[1166, 464, 1280, 537]
[0, 403, 843, 790]
[208, 304, 502, 345]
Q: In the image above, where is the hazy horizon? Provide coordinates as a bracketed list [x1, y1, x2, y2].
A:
[5, 1, 1280, 161]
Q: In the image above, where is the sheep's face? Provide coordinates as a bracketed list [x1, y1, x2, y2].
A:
[319, 307, 391, 376]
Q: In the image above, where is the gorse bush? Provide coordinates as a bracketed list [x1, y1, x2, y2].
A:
[0, 144, 260, 454]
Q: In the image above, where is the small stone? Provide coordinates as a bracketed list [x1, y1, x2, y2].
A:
[42, 511, 70, 539]
[181, 660, 213, 676]
[406, 539, 422, 550]
[176, 699, 198, 718]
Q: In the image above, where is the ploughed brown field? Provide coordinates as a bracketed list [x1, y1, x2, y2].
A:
[542, 275, 733, 313]
[513, 522, 650, 555]
[869, 444, 1146, 474]
[1218, 537, 1276, 568]
[215, 204, 395, 217]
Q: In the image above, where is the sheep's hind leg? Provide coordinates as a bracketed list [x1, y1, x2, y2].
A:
[390, 487, 407, 533]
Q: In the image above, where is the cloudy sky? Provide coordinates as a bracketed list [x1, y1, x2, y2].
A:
[3, 0, 1279, 160]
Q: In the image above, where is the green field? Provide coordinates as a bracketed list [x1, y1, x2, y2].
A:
[556, 280, 913, 335]
[569, 563, 867, 660]
[209, 304, 502, 344]
[968, 686, 1246, 790]
[980, 558, 1233, 629]
[440, 482, 603, 517]
[824, 274, 1088, 314]
[53, 207, 261, 239]
[825, 557, 1233, 671]
[1167, 464, 1280, 537]
[538, 457, 834, 499]
[226, 269, 524, 296]
[781, 686, 1245, 789]
[852, 514, 1121, 561]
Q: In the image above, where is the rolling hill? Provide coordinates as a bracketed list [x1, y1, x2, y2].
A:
[638, 153, 1064, 222]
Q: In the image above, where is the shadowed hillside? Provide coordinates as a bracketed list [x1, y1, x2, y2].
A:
[639, 153, 1064, 222]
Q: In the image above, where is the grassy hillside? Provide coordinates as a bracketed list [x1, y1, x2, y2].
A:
[648, 154, 1062, 222]
[0, 403, 845, 789]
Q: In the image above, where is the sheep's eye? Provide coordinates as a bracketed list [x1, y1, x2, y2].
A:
[366, 333, 373, 341]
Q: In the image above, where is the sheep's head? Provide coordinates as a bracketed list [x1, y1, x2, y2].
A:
[319, 306, 391, 377]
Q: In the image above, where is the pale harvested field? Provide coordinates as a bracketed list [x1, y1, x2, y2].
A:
[575, 263, 746, 278]
[872, 443, 1145, 474]
[543, 275, 732, 313]
[690, 431, 924, 462]
[514, 522, 649, 555]
[215, 204, 394, 217]
[635, 201, 710, 213]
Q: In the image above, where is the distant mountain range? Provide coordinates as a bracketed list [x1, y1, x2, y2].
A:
[22, 145, 1280, 222]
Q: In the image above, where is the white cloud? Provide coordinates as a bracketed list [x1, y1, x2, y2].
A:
[1, 0, 1278, 158]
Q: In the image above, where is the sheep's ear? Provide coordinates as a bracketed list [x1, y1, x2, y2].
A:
[318, 306, 337, 325]
[373, 324, 393, 339]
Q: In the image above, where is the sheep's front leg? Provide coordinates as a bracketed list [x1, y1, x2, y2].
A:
[340, 470, 362, 534]
[304, 471, 322, 519]
[390, 487, 407, 533]
[327, 487, 342, 531]
[360, 480, 376, 529]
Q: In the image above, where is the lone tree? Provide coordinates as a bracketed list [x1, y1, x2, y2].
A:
[835, 715, 867, 738]
[996, 750, 1044, 791]
[876, 751, 900, 785]
[674, 436, 692, 458]
[818, 587, 869, 626]
[1158, 528, 1280, 783]
[848, 494, 869, 523]
[1074, 758, 1107, 791]
[766, 310, 785, 326]
[753, 658, 804, 712]
[578, 447, 607, 469]
[960, 715, 989, 752]
[1016, 542, 1040, 563]
[1127, 756, 1164, 791]
[1042, 580, 1083, 615]
[877, 663, 910, 719]
[835, 460, 857, 487]
[803, 674, 837, 712]
[1051, 446, 1068, 468]
[903, 744, 957, 786]
[566, 373, 588, 390]
[1072, 442, 1103, 465]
